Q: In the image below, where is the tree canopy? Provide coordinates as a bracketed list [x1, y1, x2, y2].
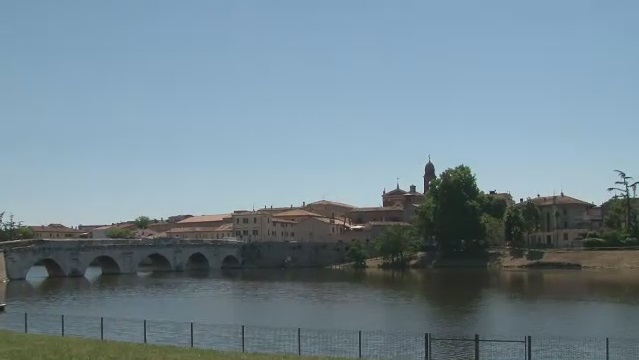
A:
[105, 228, 134, 239]
[134, 216, 151, 229]
[416, 165, 485, 254]
[375, 224, 414, 266]
[0, 212, 34, 242]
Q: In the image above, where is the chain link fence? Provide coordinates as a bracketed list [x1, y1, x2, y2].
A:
[0, 311, 637, 359]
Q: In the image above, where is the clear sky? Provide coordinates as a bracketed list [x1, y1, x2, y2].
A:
[1, 0, 637, 226]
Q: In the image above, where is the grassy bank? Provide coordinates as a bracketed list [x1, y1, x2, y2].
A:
[0, 330, 341, 360]
[500, 248, 639, 269]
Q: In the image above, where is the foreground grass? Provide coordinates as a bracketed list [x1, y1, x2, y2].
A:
[0, 331, 342, 360]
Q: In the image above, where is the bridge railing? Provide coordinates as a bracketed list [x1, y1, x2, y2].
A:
[1, 311, 638, 359]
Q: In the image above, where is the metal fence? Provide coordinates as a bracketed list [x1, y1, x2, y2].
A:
[0, 311, 638, 359]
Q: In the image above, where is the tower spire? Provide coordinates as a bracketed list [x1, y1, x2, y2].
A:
[396, 178, 400, 189]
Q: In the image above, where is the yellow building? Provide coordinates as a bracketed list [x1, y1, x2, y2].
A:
[31, 224, 83, 239]
[294, 217, 348, 242]
[232, 211, 295, 242]
[304, 200, 355, 219]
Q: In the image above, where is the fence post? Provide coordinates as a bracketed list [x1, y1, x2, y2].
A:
[527, 336, 532, 360]
[61, 315, 65, 337]
[24, 312, 27, 333]
[424, 333, 429, 360]
[143, 320, 147, 344]
[190, 322, 194, 348]
[100, 317, 104, 341]
[241, 325, 245, 353]
[606, 337, 609, 360]
[358, 330, 362, 359]
[298, 328, 301, 356]
[474, 334, 479, 360]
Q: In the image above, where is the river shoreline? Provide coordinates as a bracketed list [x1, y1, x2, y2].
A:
[336, 249, 639, 271]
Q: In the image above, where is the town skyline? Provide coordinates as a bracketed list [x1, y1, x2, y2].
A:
[8, 156, 634, 227]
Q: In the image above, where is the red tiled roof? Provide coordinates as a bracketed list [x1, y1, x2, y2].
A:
[273, 209, 323, 218]
[351, 207, 404, 212]
[530, 194, 592, 207]
[177, 214, 231, 224]
[30, 224, 82, 233]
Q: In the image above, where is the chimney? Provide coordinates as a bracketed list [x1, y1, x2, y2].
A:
[303, 201, 306, 207]
[410, 185, 416, 193]
[520, 198, 524, 203]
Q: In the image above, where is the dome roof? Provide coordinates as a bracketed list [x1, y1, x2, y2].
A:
[424, 156, 435, 176]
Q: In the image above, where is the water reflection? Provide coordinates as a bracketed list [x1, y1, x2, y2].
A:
[4, 267, 639, 336]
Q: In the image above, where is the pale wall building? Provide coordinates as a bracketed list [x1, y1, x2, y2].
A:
[232, 211, 295, 242]
[304, 200, 356, 219]
[166, 223, 234, 240]
[524, 193, 600, 247]
[31, 224, 84, 239]
[294, 217, 348, 242]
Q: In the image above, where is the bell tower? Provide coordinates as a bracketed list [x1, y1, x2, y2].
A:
[423, 155, 436, 194]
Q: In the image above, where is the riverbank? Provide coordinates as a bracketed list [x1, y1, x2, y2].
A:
[334, 249, 639, 270]
[0, 330, 342, 360]
[499, 248, 639, 269]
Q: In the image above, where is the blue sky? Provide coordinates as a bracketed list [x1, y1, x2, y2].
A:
[1, 0, 637, 226]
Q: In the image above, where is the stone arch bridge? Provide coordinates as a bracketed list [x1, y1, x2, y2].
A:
[0, 238, 243, 280]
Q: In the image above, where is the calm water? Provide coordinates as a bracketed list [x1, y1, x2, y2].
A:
[2, 267, 639, 339]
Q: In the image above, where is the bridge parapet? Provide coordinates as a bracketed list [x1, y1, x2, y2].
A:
[0, 238, 244, 280]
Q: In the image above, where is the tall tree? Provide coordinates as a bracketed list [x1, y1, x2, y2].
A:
[0, 212, 34, 242]
[503, 206, 525, 246]
[134, 216, 151, 229]
[375, 224, 413, 266]
[607, 170, 638, 231]
[521, 199, 541, 236]
[416, 165, 485, 254]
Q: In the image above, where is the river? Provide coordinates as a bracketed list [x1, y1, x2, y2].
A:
[2, 266, 639, 338]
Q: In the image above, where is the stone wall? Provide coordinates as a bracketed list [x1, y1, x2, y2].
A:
[241, 240, 376, 268]
[0, 251, 6, 282]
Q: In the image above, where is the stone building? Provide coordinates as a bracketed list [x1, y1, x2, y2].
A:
[304, 200, 356, 219]
[166, 223, 234, 240]
[31, 224, 84, 239]
[523, 193, 601, 247]
[231, 210, 295, 242]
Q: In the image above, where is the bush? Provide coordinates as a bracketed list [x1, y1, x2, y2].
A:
[583, 238, 607, 248]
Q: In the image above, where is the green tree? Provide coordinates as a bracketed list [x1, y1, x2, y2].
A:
[416, 165, 485, 255]
[521, 199, 541, 237]
[346, 241, 368, 269]
[375, 224, 413, 266]
[0, 212, 34, 242]
[607, 170, 639, 232]
[134, 216, 151, 229]
[480, 194, 508, 219]
[105, 228, 134, 239]
[503, 206, 525, 246]
[481, 214, 505, 246]
[604, 198, 626, 230]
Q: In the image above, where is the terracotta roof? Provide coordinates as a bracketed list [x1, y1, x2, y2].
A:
[167, 227, 217, 233]
[306, 200, 356, 209]
[177, 214, 231, 224]
[93, 223, 137, 231]
[312, 217, 349, 225]
[167, 223, 234, 233]
[273, 209, 323, 218]
[351, 207, 404, 212]
[530, 194, 592, 207]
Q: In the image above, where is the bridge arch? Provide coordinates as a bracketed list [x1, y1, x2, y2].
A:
[185, 252, 210, 271]
[87, 255, 121, 276]
[137, 252, 173, 272]
[221, 254, 241, 269]
[27, 258, 67, 279]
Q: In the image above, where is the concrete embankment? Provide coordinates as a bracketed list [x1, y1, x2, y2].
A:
[499, 249, 639, 269]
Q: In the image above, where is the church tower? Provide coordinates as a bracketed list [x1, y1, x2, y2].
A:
[424, 155, 436, 194]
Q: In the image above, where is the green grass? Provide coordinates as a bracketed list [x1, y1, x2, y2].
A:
[0, 330, 344, 360]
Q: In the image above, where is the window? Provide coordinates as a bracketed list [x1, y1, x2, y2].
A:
[253, 217, 257, 223]
[242, 230, 248, 235]
[235, 230, 241, 236]
[252, 230, 259, 236]
[236, 218, 240, 224]
[331, 227, 335, 234]
[564, 221, 568, 229]
[281, 231, 284, 237]
[563, 208, 568, 215]
[242, 218, 249, 224]
[291, 232, 294, 237]
[546, 235, 552, 245]
[267, 218, 270, 223]
[563, 233, 569, 241]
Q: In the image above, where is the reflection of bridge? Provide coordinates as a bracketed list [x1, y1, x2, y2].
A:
[0, 239, 243, 280]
